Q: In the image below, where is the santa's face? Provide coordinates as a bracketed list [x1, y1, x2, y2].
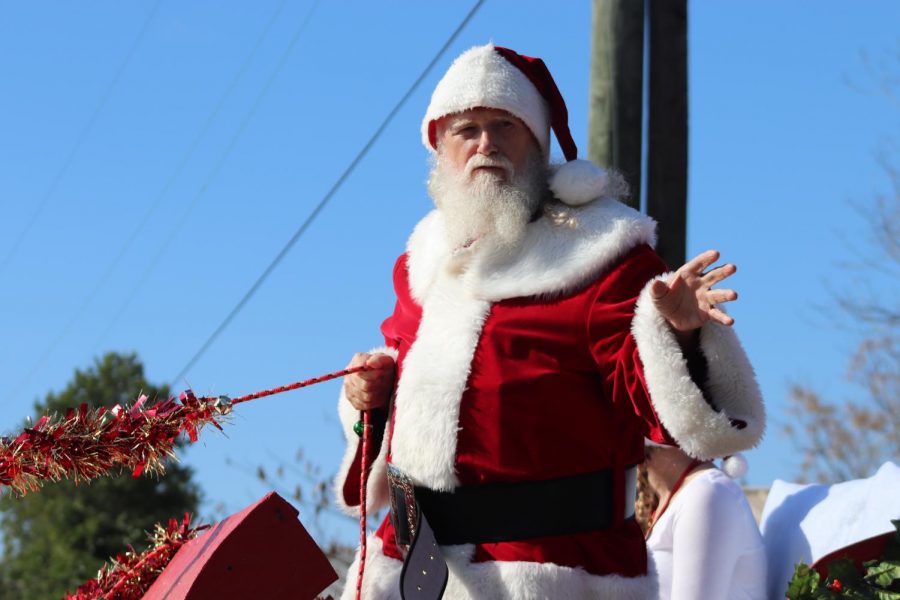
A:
[434, 108, 538, 182]
[427, 108, 547, 272]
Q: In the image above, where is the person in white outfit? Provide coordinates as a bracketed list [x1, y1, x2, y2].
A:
[644, 445, 767, 600]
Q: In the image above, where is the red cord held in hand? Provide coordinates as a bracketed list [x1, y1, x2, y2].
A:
[356, 409, 372, 600]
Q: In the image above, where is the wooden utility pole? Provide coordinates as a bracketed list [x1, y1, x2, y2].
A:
[588, 0, 688, 269]
[647, 0, 688, 269]
[588, 0, 645, 210]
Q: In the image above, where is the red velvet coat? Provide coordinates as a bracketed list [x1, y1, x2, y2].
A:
[336, 198, 765, 599]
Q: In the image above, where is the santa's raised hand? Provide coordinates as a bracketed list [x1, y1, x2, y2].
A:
[650, 249, 738, 334]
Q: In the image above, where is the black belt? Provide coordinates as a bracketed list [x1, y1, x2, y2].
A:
[389, 466, 635, 548]
[388, 466, 635, 600]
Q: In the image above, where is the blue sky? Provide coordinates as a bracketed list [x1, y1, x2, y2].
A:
[1, 1, 897, 546]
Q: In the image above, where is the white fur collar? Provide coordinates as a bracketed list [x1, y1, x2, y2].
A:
[406, 198, 657, 303]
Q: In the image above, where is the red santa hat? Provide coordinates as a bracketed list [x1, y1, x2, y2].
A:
[422, 43, 608, 207]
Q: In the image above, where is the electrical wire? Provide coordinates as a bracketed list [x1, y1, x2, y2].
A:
[6, 0, 292, 402]
[0, 1, 162, 278]
[89, 0, 323, 354]
[172, 0, 485, 383]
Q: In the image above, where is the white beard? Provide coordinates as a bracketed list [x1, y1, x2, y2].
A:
[427, 150, 546, 274]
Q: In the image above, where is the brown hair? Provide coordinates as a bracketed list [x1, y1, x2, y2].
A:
[635, 462, 660, 534]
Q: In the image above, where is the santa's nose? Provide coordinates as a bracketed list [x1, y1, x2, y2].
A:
[476, 130, 498, 155]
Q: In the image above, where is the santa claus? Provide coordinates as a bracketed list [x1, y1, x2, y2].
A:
[335, 44, 765, 599]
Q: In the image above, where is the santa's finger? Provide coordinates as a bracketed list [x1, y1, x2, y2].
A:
[682, 249, 720, 274]
[356, 366, 394, 382]
[347, 352, 370, 368]
[708, 288, 738, 304]
[703, 263, 737, 286]
[345, 388, 367, 409]
[352, 397, 384, 412]
[669, 272, 688, 294]
[709, 307, 735, 326]
[348, 372, 378, 390]
[359, 377, 391, 392]
[360, 397, 388, 410]
[365, 354, 396, 369]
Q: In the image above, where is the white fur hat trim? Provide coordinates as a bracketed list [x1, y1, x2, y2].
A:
[422, 44, 550, 157]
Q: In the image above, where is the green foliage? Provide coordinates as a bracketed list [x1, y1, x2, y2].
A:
[786, 563, 824, 598]
[0, 353, 202, 599]
[786, 521, 900, 600]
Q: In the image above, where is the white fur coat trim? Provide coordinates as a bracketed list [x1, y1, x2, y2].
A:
[407, 198, 657, 303]
[334, 346, 397, 516]
[341, 535, 658, 600]
[631, 275, 766, 459]
[389, 269, 491, 490]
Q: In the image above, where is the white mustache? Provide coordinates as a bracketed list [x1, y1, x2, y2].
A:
[465, 154, 513, 178]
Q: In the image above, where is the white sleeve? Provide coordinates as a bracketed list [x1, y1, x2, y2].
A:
[668, 476, 747, 600]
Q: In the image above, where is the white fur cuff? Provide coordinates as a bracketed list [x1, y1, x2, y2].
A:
[631, 275, 765, 460]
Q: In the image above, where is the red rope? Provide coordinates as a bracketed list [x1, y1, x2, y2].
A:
[356, 410, 371, 600]
[228, 365, 371, 405]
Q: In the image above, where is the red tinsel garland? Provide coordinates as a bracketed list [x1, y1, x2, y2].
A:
[0, 390, 230, 497]
[0, 365, 369, 496]
[3, 366, 372, 598]
[65, 513, 207, 600]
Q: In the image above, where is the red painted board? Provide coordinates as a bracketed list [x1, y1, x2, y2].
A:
[143, 491, 338, 599]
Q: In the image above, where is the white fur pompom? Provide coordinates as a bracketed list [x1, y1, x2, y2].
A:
[548, 159, 607, 206]
[722, 454, 749, 479]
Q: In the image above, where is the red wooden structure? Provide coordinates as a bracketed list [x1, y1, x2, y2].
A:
[143, 492, 338, 599]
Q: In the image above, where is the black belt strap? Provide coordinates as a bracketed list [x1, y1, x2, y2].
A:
[413, 469, 618, 546]
[400, 510, 449, 600]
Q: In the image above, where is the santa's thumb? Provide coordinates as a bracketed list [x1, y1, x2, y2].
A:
[650, 279, 670, 300]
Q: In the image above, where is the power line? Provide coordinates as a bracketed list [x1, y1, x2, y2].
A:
[89, 0, 323, 354]
[173, 0, 486, 384]
[5, 0, 291, 403]
[0, 1, 162, 278]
